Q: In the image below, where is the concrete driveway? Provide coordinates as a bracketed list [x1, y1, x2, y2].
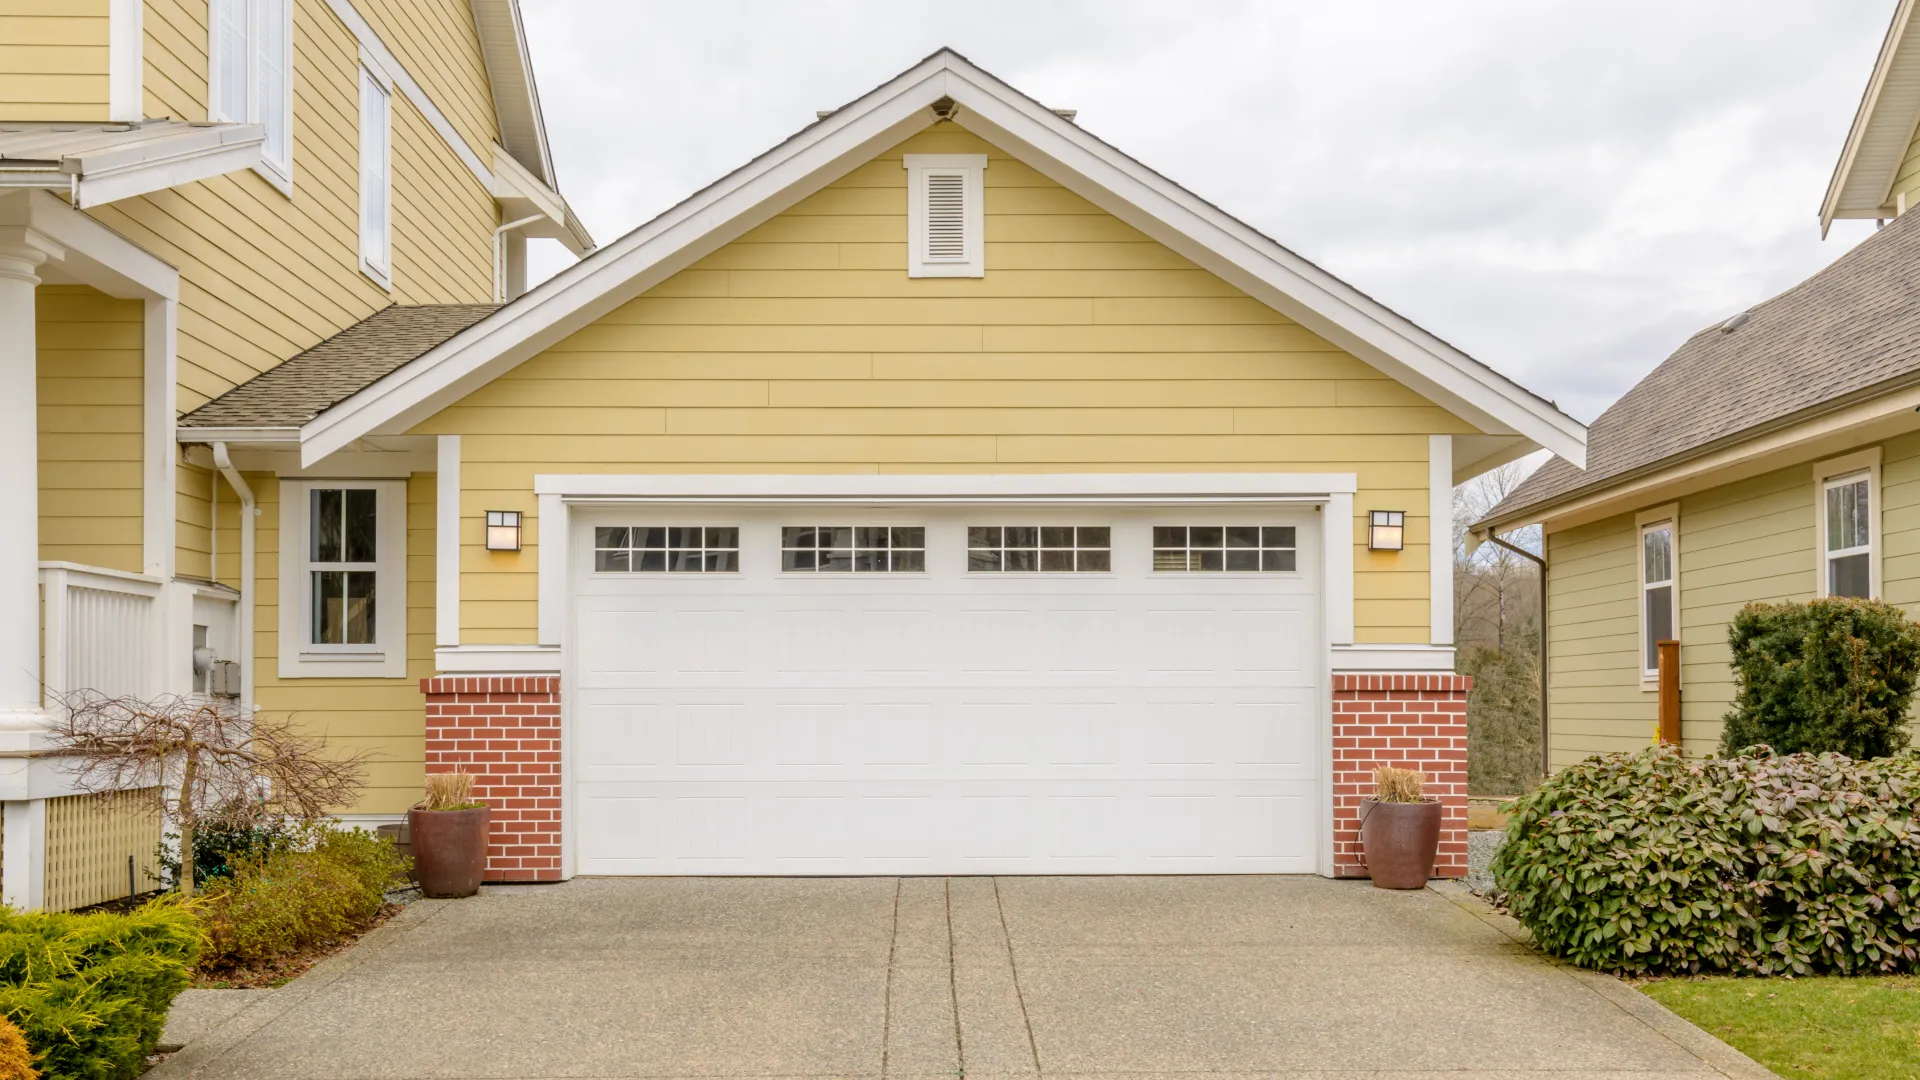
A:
[150, 877, 1772, 1080]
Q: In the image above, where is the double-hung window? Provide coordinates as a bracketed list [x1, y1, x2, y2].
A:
[209, 0, 293, 190]
[279, 480, 407, 678]
[1639, 515, 1675, 679]
[358, 65, 393, 287]
[1816, 450, 1881, 599]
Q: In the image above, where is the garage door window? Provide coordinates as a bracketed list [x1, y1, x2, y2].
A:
[967, 526, 1110, 572]
[782, 526, 925, 572]
[1153, 526, 1297, 572]
[595, 527, 739, 572]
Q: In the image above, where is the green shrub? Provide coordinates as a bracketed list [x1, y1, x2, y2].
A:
[0, 898, 202, 1080]
[1491, 745, 1920, 975]
[200, 826, 409, 969]
[1721, 598, 1920, 758]
[155, 816, 306, 891]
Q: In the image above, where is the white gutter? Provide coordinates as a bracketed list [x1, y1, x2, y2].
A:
[211, 443, 256, 714]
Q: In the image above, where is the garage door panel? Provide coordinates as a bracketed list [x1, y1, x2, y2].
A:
[572, 505, 1323, 875]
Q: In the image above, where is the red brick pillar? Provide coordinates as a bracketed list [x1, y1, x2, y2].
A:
[420, 675, 562, 882]
[1331, 673, 1471, 879]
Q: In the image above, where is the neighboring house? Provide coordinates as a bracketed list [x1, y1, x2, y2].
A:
[176, 49, 1584, 884]
[0, 0, 588, 909]
[1471, 0, 1920, 768]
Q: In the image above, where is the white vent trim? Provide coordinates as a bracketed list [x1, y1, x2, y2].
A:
[905, 153, 985, 277]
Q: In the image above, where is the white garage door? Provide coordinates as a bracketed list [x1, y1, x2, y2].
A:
[570, 506, 1321, 875]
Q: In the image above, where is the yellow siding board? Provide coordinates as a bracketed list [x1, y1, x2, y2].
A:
[37, 287, 142, 574]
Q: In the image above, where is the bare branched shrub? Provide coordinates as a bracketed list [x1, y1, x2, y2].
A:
[47, 692, 370, 896]
[420, 771, 480, 811]
[1372, 765, 1427, 803]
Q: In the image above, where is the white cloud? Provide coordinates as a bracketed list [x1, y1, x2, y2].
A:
[519, 0, 1888, 427]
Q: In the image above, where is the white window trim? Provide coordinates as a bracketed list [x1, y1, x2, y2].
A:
[278, 479, 408, 679]
[208, 0, 294, 195]
[904, 153, 985, 278]
[1635, 503, 1678, 686]
[1814, 447, 1882, 600]
[358, 58, 393, 290]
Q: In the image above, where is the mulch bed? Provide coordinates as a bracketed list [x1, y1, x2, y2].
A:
[192, 903, 406, 989]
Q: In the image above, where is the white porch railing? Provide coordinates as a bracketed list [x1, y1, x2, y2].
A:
[39, 561, 165, 703]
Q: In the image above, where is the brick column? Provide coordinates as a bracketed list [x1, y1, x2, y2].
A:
[1331, 673, 1470, 880]
[420, 675, 562, 882]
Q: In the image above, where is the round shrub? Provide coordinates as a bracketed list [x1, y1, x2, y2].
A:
[1721, 597, 1920, 759]
[1491, 745, 1920, 975]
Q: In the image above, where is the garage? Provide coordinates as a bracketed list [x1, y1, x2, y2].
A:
[568, 504, 1323, 875]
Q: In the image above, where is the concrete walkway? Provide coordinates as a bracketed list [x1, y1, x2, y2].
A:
[148, 876, 1774, 1080]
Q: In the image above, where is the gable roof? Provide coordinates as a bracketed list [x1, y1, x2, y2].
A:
[1478, 208, 1920, 530]
[179, 305, 497, 433]
[473, 0, 557, 189]
[291, 48, 1586, 467]
[1822, 0, 1920, 233]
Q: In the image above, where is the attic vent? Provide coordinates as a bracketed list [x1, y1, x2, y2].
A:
[904, 153, 986, 278]
[925, 173, 966, 260]
[1719, 311, 1752, 333]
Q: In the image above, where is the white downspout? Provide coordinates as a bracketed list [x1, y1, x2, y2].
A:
[211, 443, 255, 713]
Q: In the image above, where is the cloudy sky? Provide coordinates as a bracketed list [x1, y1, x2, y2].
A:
[518, 1, 1890, 426]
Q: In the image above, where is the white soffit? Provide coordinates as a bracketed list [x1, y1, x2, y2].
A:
[471, 0, 555, 187]
[299, 49, 1588, 469]
[0, 120, 264, 209]
[1822, 0, 1920, 232]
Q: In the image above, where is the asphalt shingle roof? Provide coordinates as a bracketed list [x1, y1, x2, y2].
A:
[1480, 209, 1920, 528]
[179, 304, 498, 430]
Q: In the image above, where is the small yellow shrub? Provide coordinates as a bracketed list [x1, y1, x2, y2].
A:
[199, 826, 410, 969]
[0, 1016, 37, 1080]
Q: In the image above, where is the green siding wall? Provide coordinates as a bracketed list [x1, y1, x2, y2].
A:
[1545, 514, 1652, 769]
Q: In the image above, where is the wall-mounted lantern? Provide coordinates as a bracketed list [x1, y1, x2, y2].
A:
[1368, 510, 1405, 552]
[485, 510, 522, 552]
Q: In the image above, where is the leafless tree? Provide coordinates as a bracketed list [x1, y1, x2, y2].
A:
[46, 693, 369, 896]
[1454, 460, 1542, 651]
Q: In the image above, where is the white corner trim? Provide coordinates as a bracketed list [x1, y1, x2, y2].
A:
[532, 472, 1360, 501]
[537, 491, 565, 647]
[109, 0, 142, 122]
[434, 644, 561, 673]
[1330, 644, 1458, 672]
[143, 299, 176, 579]
[1324, 493, 1354, 646]
[1429, 434, 1452, 646]
[435, 435, 460, 647]
[323, 0, 493, 189]
[294, 51, 1584, 468]
[277, 479, 408, 679]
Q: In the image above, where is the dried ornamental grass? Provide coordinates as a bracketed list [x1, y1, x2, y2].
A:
[0, 1016, 35, 1080]
[1373, 765, 1427, 803]
[420, 772, 483, 811]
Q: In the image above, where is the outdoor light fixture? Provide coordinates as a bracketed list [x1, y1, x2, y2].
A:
[1368, 510, 1405, 552]
[485, 510, 522, 552]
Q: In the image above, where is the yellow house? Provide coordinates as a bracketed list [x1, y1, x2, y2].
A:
[1471, 0, 1920, 769]
[0, 0, 588, 909]
[175, 49, 1584, 884]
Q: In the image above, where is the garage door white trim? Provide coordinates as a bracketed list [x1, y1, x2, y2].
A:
[537, 473, 1355, 879]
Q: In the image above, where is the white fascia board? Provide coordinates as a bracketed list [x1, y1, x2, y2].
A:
[471, 0, 556, 187]
[491, 145, 591, 253]
[533, 471, 1360, 501]
[0, 190, 177, 300]
[1822, 0, 1919, 232]
[74, 138, 266, 209]
[298, 50, 1583, 468]
[1329, 644, 1458, 672]
[177, 426, 301, 446]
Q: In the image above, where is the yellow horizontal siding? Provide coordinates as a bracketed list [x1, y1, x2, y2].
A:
[37, 287, 143, 574]
[350, 0, 495, 165]
[413, 124, 1470, 646]
[250, 472, 433, 815]
[0, 0, 107, 120]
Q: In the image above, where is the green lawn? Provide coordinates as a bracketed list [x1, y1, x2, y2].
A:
[1642, 975, 1920, 1080]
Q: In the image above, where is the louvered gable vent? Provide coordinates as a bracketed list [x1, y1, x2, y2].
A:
[904, 153, 986, 277]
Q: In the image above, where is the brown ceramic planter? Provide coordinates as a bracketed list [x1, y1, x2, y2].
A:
[407, 805, 489, 898]
[1359, 798, 1441, 889]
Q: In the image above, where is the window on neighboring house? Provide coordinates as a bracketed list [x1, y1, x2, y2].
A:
[1823, 473, 1872, 599]
[358, 66, 392, 286]
[278, 480, 406, 679]
[209, 0, 292, 189]
[904, 154, 985, 277]
[1640, 520, 1675, 677]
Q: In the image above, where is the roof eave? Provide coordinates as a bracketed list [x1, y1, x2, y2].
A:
[1821, 0, 1919, 236]
[473, 0, 557, 188]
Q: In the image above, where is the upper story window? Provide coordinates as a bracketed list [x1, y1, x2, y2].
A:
[278, 480, 407, 679]
[209, 0, 293, 191]
[1639, 518, 1675, 678]
[904, 154, 985, 278]
[358, 65, 393, 288]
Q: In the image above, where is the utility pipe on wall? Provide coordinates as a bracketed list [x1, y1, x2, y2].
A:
[210, 443, 255, 714]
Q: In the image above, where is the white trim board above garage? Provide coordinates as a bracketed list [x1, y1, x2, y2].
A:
[297, 48, 1586, 469]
